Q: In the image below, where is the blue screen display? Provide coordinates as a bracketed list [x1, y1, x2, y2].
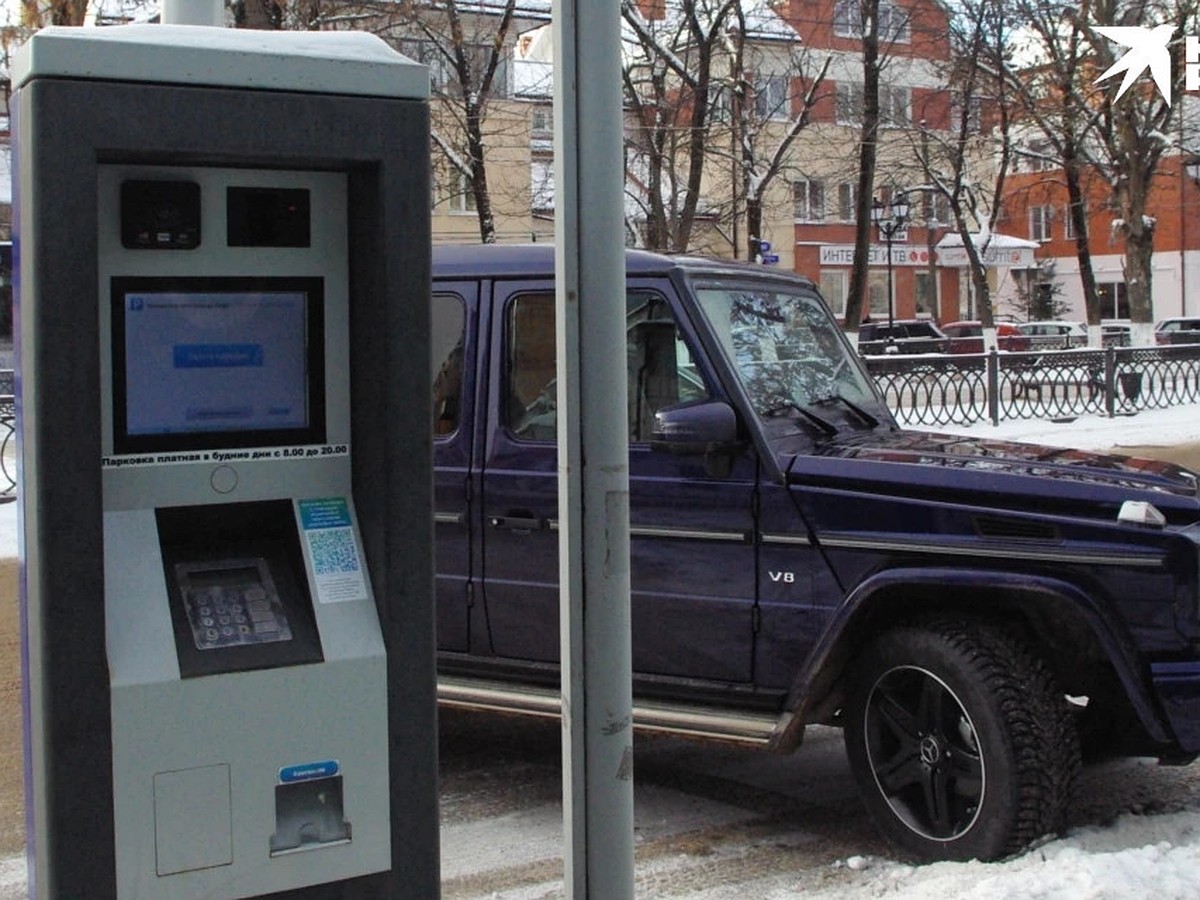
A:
[123, 290, 309, 437]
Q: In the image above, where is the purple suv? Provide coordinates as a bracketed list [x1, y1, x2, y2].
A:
[431, 244, 1200, 862]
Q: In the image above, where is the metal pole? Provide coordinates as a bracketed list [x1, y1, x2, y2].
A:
[886, 228, 895, 336]
[552, 0, 635, 897]
[160, 1, 223, 26]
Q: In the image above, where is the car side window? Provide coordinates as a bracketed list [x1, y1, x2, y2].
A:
[432, 293, 466, 437]
[506, 291, 707, 443]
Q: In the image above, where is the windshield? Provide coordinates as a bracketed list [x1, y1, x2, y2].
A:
[692, 279, 881, 423]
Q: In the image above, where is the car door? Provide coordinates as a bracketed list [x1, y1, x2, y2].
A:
[433, 286, 477, 653]
[479, 279, 757, 683]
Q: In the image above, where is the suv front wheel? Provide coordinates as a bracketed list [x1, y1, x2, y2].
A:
[843, 618, 1080, 861]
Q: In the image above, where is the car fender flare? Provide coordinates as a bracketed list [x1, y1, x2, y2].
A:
[768, 565, 1169, 753]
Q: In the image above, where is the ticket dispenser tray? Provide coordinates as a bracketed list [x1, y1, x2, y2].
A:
[270, 770, 351, 855]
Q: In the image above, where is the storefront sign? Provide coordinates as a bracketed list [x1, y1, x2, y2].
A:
[819, 244, 931, 267]
[936, 244, 1035, 268]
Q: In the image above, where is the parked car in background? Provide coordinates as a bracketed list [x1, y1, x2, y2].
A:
[857, 319, 950, 355]
[942, 320, 1031, 353]
[1017, 320, 1088, 349]
[1155, 317, 1200, 345]
[1101, 322, 1133, 347]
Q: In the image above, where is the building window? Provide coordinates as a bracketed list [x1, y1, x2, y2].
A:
[531, 106, 552, 138]
[1021, 139, 1055, 173]
[867, 271, 890, 316]
[398, 39, 452, 92]
[833, 0, 857, 36]
[834, 0, 910, 42]
[455, 173, 477, 213]
[397, 39, 510, 98]
[820, 270, 848, 317]
[833, 82, 913, 126]
[881, 86, 911, 127]
[1029, 205, 1052, 243]
[836, 82, 864, 125]
[920, 191, 952, 226]
[434, 171, 477, 214]
[838, 182, 857, 221]
[531, 160, 554, 212]
[711, 85, 733, 122]
[914, 271, 937, 316]
[755, 74, 789, 120]
[793, 179, 826, 221]
[880, 2, 911, 42]
[1063, 202, 1085, 240]
[951, 92, 982, 133]
[1097, 282, 1129, 319]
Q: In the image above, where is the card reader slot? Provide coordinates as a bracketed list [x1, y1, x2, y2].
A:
[157, 500, 324, 677]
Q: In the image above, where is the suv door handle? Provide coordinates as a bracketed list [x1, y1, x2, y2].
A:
[489, 513, 546, 531]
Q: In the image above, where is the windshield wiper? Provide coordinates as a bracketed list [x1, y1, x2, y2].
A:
[810, 392, 880, 428]
[763, 401, 838, 438]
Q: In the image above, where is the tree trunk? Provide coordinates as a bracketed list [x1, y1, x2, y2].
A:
[1064, 158, 1101, 327]
[466, 111, 497, 244]
[1124, 226, 1155, 324]
[746, 195, 763, 262]
[234, 0, 282, 29]
[844, 0, 880, 332]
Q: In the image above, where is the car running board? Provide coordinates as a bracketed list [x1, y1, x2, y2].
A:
[438, 675, 786, 747]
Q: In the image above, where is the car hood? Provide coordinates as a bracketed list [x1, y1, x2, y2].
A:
[784, 428, 1200, 523]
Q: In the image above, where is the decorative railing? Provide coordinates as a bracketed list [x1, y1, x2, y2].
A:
[0, 348, 1195, 496]
[0, 369, 12, 494]
[864, 345, 1200, 429]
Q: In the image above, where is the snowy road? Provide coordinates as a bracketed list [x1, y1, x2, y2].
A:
[437, 705, 1200, 899]
[8, 406, 1200, 897]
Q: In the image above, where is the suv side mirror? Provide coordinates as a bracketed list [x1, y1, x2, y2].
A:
[651, 399, 743, 476]
[651, 399, 738, 450]
[651, 396, 740, 451]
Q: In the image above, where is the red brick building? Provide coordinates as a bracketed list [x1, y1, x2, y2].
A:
[779, 0, 970, 325]
[996, 151, 1200, 324]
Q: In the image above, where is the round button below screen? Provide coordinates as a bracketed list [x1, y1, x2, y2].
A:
[211, 464, 238, 494]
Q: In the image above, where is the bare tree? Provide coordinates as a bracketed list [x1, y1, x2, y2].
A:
[1010, 0, 1200, 329]
[254, 0, 534, 243]
[842, 0, 884, 332]
[388, 0, 526, 243]
[19, 1, 89, 26]
[1007, 0, 1109, 331]
[233, 0, 283, 28]
[712, 6, 830, 261]
[621, 0, 739, 252]
[908, 0, 1018, 330]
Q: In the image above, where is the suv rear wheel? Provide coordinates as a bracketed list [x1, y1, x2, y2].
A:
[843, 619, 1079, 861]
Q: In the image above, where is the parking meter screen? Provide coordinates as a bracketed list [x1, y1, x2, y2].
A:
[111, 276, 325, 453]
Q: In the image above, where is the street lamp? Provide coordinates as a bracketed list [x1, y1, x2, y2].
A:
[870, 192, 910, 349]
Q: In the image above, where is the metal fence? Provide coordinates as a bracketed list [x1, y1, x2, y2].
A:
[0, 369, 11, 496]
[864, 344, 1200, 428]
[0, 369, 12, 494]
[0, 348, 1195, 496]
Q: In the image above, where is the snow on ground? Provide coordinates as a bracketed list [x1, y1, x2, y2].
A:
[932, 404, 1200, 453]
[5, 406, 1200, 898]
[0, 500, 14, 560]
[687, 404, 1200, 899]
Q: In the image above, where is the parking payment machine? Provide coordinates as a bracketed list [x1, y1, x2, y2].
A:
[14, 26, 438, 899]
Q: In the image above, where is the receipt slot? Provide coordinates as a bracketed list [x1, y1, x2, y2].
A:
[14, 26, 437, 899]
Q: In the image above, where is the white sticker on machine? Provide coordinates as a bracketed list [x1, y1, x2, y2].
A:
[298, 497, 369, 604]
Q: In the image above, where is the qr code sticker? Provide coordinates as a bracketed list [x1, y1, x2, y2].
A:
[308, 527, 361, 576]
